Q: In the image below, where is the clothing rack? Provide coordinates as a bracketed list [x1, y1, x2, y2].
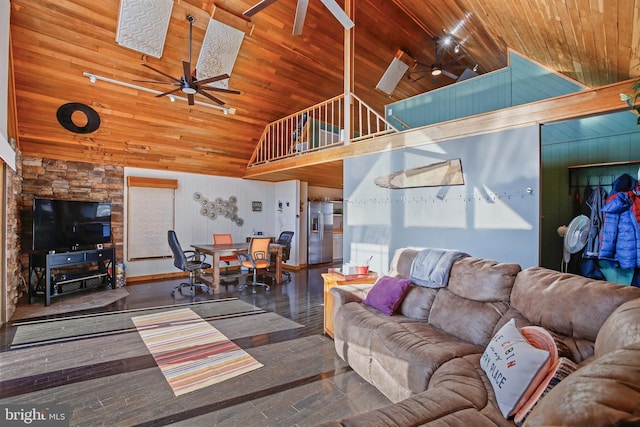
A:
[568, 160, 640, 194]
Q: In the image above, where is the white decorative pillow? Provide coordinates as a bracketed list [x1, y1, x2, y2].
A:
[480, 319, 551, 418]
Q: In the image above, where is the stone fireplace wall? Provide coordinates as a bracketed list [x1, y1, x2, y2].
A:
[19, 157, 125, 306]
[4, 156, 23, 324]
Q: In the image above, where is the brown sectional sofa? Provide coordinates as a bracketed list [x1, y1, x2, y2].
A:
[320, 248, 640, 426]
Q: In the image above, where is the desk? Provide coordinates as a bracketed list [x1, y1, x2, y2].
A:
[192, 243, 283, 287]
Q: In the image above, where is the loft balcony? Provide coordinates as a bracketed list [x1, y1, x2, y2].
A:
[247, 93, 398, 167]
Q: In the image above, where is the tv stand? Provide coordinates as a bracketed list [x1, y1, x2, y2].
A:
[29, 248, 116, 306]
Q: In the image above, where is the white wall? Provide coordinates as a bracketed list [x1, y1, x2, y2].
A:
[275, 180, 301, 266]
[0, 0, 16, 170]
[124, 168, 295, 277]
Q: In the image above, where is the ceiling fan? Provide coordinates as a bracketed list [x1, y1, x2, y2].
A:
[243, 0, 354, 35]
[134, 15, 240, 106]
[407, 36, 468, 83]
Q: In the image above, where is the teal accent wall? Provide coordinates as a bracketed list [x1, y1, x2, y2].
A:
[540, 111, 640, 272]
[386, 51, 583, 130]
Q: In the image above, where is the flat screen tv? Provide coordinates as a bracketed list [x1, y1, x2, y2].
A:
[32, 198, 112, 252]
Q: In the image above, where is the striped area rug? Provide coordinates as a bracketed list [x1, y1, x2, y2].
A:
[132, 307, 263, 396]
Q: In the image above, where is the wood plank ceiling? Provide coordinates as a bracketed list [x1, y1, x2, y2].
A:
[10, 0, 640, 189]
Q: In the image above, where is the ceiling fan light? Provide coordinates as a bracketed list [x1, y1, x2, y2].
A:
[431, 68, 442, 76]
[182, 87, 197, 95]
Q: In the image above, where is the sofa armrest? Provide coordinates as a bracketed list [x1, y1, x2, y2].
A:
[523, 342, 640, 426]
[330, 284, 374, 307]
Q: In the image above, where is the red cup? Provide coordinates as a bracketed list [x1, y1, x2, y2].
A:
[355, 265, 369, 274]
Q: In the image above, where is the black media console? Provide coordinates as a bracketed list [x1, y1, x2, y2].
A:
[29, 248, 116, 306]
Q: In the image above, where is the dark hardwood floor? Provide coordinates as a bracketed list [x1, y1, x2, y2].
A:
[0, 265, 390, 426]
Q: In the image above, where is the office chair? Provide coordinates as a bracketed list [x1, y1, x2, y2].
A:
[275, 231, 294, 281]
[168, 230, 212, 296]
[213, 233, 236, 275]
[237, 237, 271, 293]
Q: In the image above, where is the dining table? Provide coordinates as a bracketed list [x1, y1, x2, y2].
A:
[191, 242, 284, 287]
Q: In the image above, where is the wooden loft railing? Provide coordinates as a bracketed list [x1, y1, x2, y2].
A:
[247, 93, 398, 167]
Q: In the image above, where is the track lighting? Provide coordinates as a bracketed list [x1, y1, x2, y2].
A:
[169, 95, 175, 102]
[473, 64, 478, 72]
[454, 44, 460, 54]
[82, 72, 233, 114]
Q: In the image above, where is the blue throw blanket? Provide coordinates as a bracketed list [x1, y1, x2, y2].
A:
[410, 248, 469, 288]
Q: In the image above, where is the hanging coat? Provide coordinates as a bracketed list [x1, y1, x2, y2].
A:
[583, 186, 608, 258]
[599, 174, 640, 269]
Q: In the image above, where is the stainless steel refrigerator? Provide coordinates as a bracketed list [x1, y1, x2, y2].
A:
[308, 201, 333, 264]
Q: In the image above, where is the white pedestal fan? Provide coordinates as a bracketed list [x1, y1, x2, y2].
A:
[558, 215, 590, 272]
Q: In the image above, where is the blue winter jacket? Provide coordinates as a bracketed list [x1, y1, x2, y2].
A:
[599, 191, 640, 269]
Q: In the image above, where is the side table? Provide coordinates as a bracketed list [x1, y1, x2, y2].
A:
[322, 271, 378, 338]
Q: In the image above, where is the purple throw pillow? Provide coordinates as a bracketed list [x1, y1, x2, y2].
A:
[363, 276, 412, 316]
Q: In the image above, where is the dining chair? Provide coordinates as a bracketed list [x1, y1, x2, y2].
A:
[274, 231, 294, 281]
[168, 230, 212, 296]
[237, 237, 272, 293]
[213, 233, 236, 275]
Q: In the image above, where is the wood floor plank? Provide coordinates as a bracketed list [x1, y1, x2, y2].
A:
[0, 266, 390, 426]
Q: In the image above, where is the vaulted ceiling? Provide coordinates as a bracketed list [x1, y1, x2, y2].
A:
[9, 0, 640, 189]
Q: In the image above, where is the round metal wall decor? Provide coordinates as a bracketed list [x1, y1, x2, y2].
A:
[193, 192, 244, 226]
[56, 102, 101, 134]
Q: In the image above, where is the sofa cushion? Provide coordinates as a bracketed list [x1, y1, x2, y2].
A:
[494, 308, 595, 363]
[322, 387, 507, 427]
[510, 267, 640, 342]
[480, 319, 550, 418]
[369, 321, 482, 401]
[429, 289, 511, 347]
[524, 342, 640, 427]
[363, 276, 412, 316]
[448, 257, 521, 302]
[333, 301, 415, 363]
[388, 248, 420, 278]
[397, 285, 438, 320]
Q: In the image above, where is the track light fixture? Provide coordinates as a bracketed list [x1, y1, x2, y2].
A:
[82, 72, 233, 114]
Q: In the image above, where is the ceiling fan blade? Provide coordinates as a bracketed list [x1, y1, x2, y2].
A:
[407, 72, 428, 83]
[188, 94, 195, 105]
[442, 70, 459, 80]
[434, 37, 442, 64]
[200, 86, 241, 95]
[196, 73, 230, 86]
[319, 0, 355, 30]
[183, 61, 193, 84]
[155, 87, 182, 97]
[141, 63, 181, 82]
[292, 0, 309, 35]
[243, 0, 278, 17]
[442, 54, 466, 67]
[198, 90, 225, 105]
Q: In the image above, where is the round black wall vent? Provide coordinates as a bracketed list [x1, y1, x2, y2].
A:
[56, 103, 101, 134]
